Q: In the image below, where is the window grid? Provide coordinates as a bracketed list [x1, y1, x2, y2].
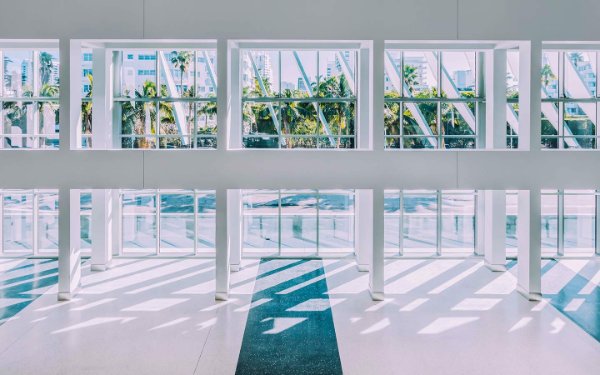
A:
[384, 50, 482, 149]
[113, 49, 217, 149]
[541, 50, 599, 150]
[241, 49, 358, 149]
[0, 49, 60, 149]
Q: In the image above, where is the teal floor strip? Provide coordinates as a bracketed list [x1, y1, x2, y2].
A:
[235, 258, 343, 375]
[0, 259, 58, 325]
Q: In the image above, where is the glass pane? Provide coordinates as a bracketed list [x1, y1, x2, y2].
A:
[195, 102, 217, 148]
[80, 192, 92, 250]
[563, 102, 596, 149]
[441, 103, 476, 149]
[441, 192, 475, 253]
[122, 191, 156, 253]
[403, 190, 437, 254]
[318, 190, 354, 253]
[384, 50, 402, 98]
[242, 50, 280, 98]
[403, 102, 438, 147]
[197, 192, 215, 251]
[2, 101, 36, 148]
[38, 101, 59, 148]
[541, 192, 558, 255]
[196, 50, 217, 98]
[38, 49, 60, 97]
[507, 50, 519, 99]
[319, 102, 355, 147]
[564, 51, 597, 98]
[541, 102, 559, 149]
[117, 101, 157, 149]
[280, 190, 317, 254]
[242, 101, 280, 137]
[243, 190, 279, 253]
[541, 51, 559, 98]
[280, 50, 316, 98]
[442, 51, 476, 98]
[38, 192, 59, 253]
[384, 191, 401, 253]
[160, 50, 195, 97]
[117, 50, 157, 98]
[564, 192, 595, 254]
[318, 50, 356, 98]
[158, 101, 194, 149]
[160, 192, 195, 253]
[3, 50, 34, 97]
[280, 101, 318, 141]
[384, 102, 401, 147]
[403, 51, 437, 98]
[3, 192, 33, 252]
[506, 192, 518, 252]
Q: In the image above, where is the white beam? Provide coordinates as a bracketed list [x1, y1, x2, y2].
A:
[215, 188, 230, 300]
[517, 189, 542, 301]
[58, 188, 81, 301]
[355, 189, 373, 272]
[370, 187, 385, 301]
[228, 189, 242, 272]
[484, 190, 507, 271]
[91, 189, 114, 271]
[518, 41, 542, 151]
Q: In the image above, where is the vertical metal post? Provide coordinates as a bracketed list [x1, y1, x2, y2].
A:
[278, 190, 282, 256]
[436, 190, 442, 256]
[32, 191, 39, 256]
[194, 190, 199, 255]
[316, 189, 320, 256]
[0, 192, 3, 254]
[155, 190, 160, 255]
[596, 190, 600, 255]
[557, 190, 565, 256]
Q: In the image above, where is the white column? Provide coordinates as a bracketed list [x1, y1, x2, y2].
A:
[111, 190, 122, 256]
[215, 188, 230, 300]
[228, 44, 242, 149]
[58, 188, 81, 301]
[355, 189, 373, 272]
[228, 189, 242, 271]
[372, 39, 385, 151]
[91, 189, 113, 271]
[370, 188, 385, 301]
[217, 39, 230, 151]
[358, 44, 371, 149]
[517, 189, 542, 301]
[485, 49, 508, 149]
[484, 190, 507, 271]
[596, 192, 600, 256]
[475, 191, 485, 256]
[59, 39, 81, 150]
[92, 48, 113, 149]
[518, 41, 543, 151]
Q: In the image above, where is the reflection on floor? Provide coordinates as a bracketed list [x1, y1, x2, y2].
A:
[0, 259, 58, 326]
[0, 256, 597, 374]
[236, 259, 342, 375]
[542, 259, 600, 341]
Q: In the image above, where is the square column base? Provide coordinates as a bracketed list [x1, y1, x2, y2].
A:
[369, 290, 384, 301]
[231, 264, 241, 272]
[357, 264, 369, 272]
[58, 286, 81, 301]
[484, 260, 507, 272]
[215, 292, 229, 301]
[91, 261, 113, 272]
[517, 285, 542, 301]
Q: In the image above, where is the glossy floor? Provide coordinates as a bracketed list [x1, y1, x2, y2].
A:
[0, 257, 598, 374]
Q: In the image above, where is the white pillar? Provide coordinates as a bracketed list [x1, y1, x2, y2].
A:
[91, 189, 113, 271]
[215, 188, 230, 300]
[370, 188, 385, 301]
[475, 191, 485, 256]
[485, 49, 508, 149]
[358, 44, 371, 149]
[228, 189, 242, 271]
[92, 48, 113, 149]
[519, 41, 543, 151]
[59, 39, 81, 150]
[372, 39, 385, 151]
[217, 38, 230, 150]
[355, 189, 373, 272]
[484, 190, 507, 271]
[596, 192, 600, 256]
[58, 188, 81, 301]
[517, 190, 542, 301]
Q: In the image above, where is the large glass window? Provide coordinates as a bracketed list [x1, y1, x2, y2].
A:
[242, 189, 354, 255]
[113, 49, 217, 149]
[541, 50, 598, 149]
[1, 49, 60, 148]
[384, 190, 476, 256]
[241, 49, 357, 149]
[121, 189, 215, 254]
[384, 50, 481, 149]
[0, 190, 89, 255]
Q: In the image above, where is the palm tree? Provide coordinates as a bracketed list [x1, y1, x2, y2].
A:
[39, 52, 55, 85]
[170, 51, 192, 96]
[570, 52, 584, 68]
[541, 64, 556, 89]
[404, 65, 419, 94]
